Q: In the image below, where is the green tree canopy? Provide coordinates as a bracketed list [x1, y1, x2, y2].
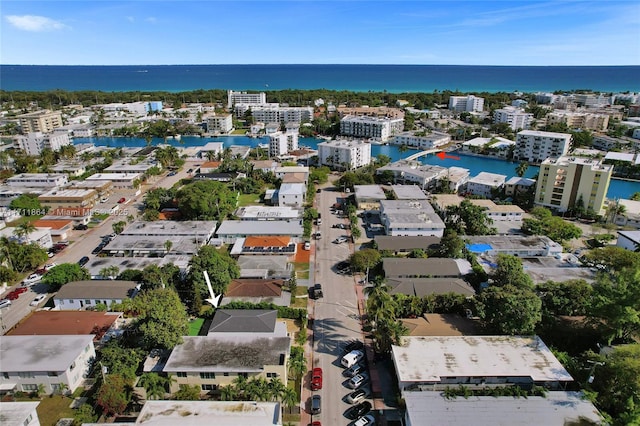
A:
[492, 254, 534, 289]
[41, 263, 90, 291]
[478, 285, 542, 335]
[349, 249, 382, 273]
[536, 279, 593, 316]
[185, 245, 240, 305]
[176, 180, 236, 220]
[589, 268, 640, 344]
[590, 344, 640, 425]
[522, 207, 582, 243]
[9, 193, 43, 212]
[583, 247, 640, 272]
[445, 200, 497, 236]
[431, 230, 465, 258]
[96, 374, 132, 416]
[99, 341, 145, 382]
[174, 385, 201, 400]
[134, 288, 189, 350]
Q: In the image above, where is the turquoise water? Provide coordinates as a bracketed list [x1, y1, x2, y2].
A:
[75, 136, 640, 200]
[3, 65, 639, 93]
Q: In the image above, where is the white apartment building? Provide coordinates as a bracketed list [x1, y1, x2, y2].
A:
[465, 172, 507, 198]
[340, 115, 404, 142]
[13, 132, 72, 156]
[535, 156, 612, 214]
[269, 130, 299, 157]
[448, 95, 484, 112]
[391, 131, 451, 149]
[85, 172, 141, 189]
[318, 139, 372, 170]
[493, 107, 534, 131]
[0, 335, 96, 395]
[206, 114, 233, 134]
[6, 173, 68, 188]
[235, 104, 313, 124]
[546, 111, 610, 131]
[514, 130, 572, 164]
[227, 90, 267, 109]
[17, 110, 63, 133]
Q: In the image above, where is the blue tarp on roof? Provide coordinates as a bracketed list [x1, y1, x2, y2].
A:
[466, 243, 493, 253]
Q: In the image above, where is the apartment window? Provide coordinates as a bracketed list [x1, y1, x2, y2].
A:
[85, 300, 91, 304]
[177, 372, 187, 378]
[201, 384, 216, 391]
[22, 384, 38, 391]
[238, 373, 248, 379]
[266, 372, 278, 378]
[18, 372, 35, 379]
[200, 372, 216, 379]
[223, 372, 230, 377]
[47, 372, 59, 377]
[3, 372, 9, 379]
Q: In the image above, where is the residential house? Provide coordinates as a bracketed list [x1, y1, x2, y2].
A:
[216, 220, 303, 244]
[41, 207, 93, 226]
[206, 309, 287, 337]
[0, 402, 41, 426]
[379, 200, 446, 237]
[354, 185, 386, 210]
[277, 183, 305, 207]
[504, 176, 536, 196]
[230, 236, 297, 256]
[465, 172, 507, 198]
[32, 219, 74, 241]
[221, 279, 288, 306]
[613, 199, 640, 229]
[53, 280, 139, 310]
[234, 206, 302, 221]
[0, 335, 96, 395]
[391, 185, 428, 200]
[374, 235, 441, 255]
[383, 258, 472, 279]
[161, 335, 290, 394]
[386, 277, 475, 297]
[7, 311, 123, 342]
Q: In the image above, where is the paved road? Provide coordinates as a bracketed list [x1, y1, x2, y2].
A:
[309, 187, 369, 426]
[0, 282, 52, 332]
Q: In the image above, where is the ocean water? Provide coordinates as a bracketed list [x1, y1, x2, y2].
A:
[75, 136, 640, 200]
[2, 65, 639, 93]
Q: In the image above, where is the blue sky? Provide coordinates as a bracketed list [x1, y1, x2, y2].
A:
[1, 1, 639, 65]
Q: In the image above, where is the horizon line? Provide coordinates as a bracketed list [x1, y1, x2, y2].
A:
[1, 63, 639, 67]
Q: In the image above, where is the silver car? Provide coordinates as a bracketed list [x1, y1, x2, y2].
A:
[348, 372, 370, 389]
[346, 388, 371, 404]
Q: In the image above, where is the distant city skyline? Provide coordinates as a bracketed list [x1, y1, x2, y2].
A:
[1, 1, 639, 66]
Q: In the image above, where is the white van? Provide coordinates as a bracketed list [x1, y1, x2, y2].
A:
[341, 349, 364, 368]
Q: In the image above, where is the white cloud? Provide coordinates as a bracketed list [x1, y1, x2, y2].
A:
[5, 15, 69, 32]
[145, 17, 157, 23]
[126, 16, 135, 23]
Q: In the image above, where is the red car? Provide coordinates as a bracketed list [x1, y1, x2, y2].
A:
[311, 367, 323, 391]
[117, 197, 126, 203]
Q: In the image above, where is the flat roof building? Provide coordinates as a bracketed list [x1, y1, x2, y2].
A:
[318, 139, 372, 170]
[85, 172, 142, 189]
[402, 391, 602, 426]
[390, 184, 428, 200]
[354, 184, 386, 209]
[234, 206, 302, 221]
[17, 109, 63, 133]
[515, 130, 572, 164]
[38, 188, 98, 209]
[383, 257, 472, 279]
[0, 335, 96, 395]
[216, 220, 303, 244]
[340, 115, 404, 142]
[6, 173, 68, 188]
[376, 161, 447, 190]
[13, 132, 71, 156]
[133, 400, 281, 426]
[379, 199, 446, 237]
[392, 335, 573, 391]
[465, 172, 507, 198]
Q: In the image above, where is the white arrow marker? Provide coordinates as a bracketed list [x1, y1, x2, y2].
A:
[203, 271, 222, 308]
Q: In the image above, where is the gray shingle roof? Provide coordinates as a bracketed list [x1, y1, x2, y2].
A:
[208, 309, 277, 334]
[54, 280, 138, 300]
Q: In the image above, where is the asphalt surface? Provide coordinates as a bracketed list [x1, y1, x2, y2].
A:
[309, 187, 371, 426]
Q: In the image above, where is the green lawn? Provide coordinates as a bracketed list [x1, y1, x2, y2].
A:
[237, 193, 262, 207]
[231, 129, 247, 135]
[292, 262, 310, 280]
[290, 286, 308, 308]
[36, 395, 76, 426]
[188, 318, 205, 336]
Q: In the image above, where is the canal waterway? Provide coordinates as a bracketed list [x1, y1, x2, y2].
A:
[74, 135, 640, 200]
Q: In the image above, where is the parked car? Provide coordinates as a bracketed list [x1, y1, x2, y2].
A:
[346, 388, 371, 404]
[30, 294, 47, 306]
[78, 256, 90, 266]
[310, 283, 323, 300]
[347, 372, 369, 389]
[310, 395, 321, 414]
[168, 171, 177, 176]
[22, 273, 42, 286]
[343, 340, 364, 354]
[304, 241, 311, 250]
[100, 197, 109, 203]
[92, 246, 103, 255]
[0, 299, 11, 309]
[44, 263, 57, 271]
[345, 401, 372, 420]
[344, 363, 366, 378]
[342, 350, 365, 368]
[74, 223, 88, 230]
[118, 197, 126, 203]
[311, 367, 323, 391]
[333, 236, 348, 244]
[354, 414, 376, 426]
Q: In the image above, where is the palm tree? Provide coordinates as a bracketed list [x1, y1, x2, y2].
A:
[515, 161, 529, 177]
[164, 240, 173, 255]
[267, 377, 285, 402]
[232, 375, 248, 399]
[281, 387, 298, 414]
[13, 222, 36, 242]
[205, 151, 217, 162]
[138, 373, 167, 400]
[219, 385, 236, 401]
